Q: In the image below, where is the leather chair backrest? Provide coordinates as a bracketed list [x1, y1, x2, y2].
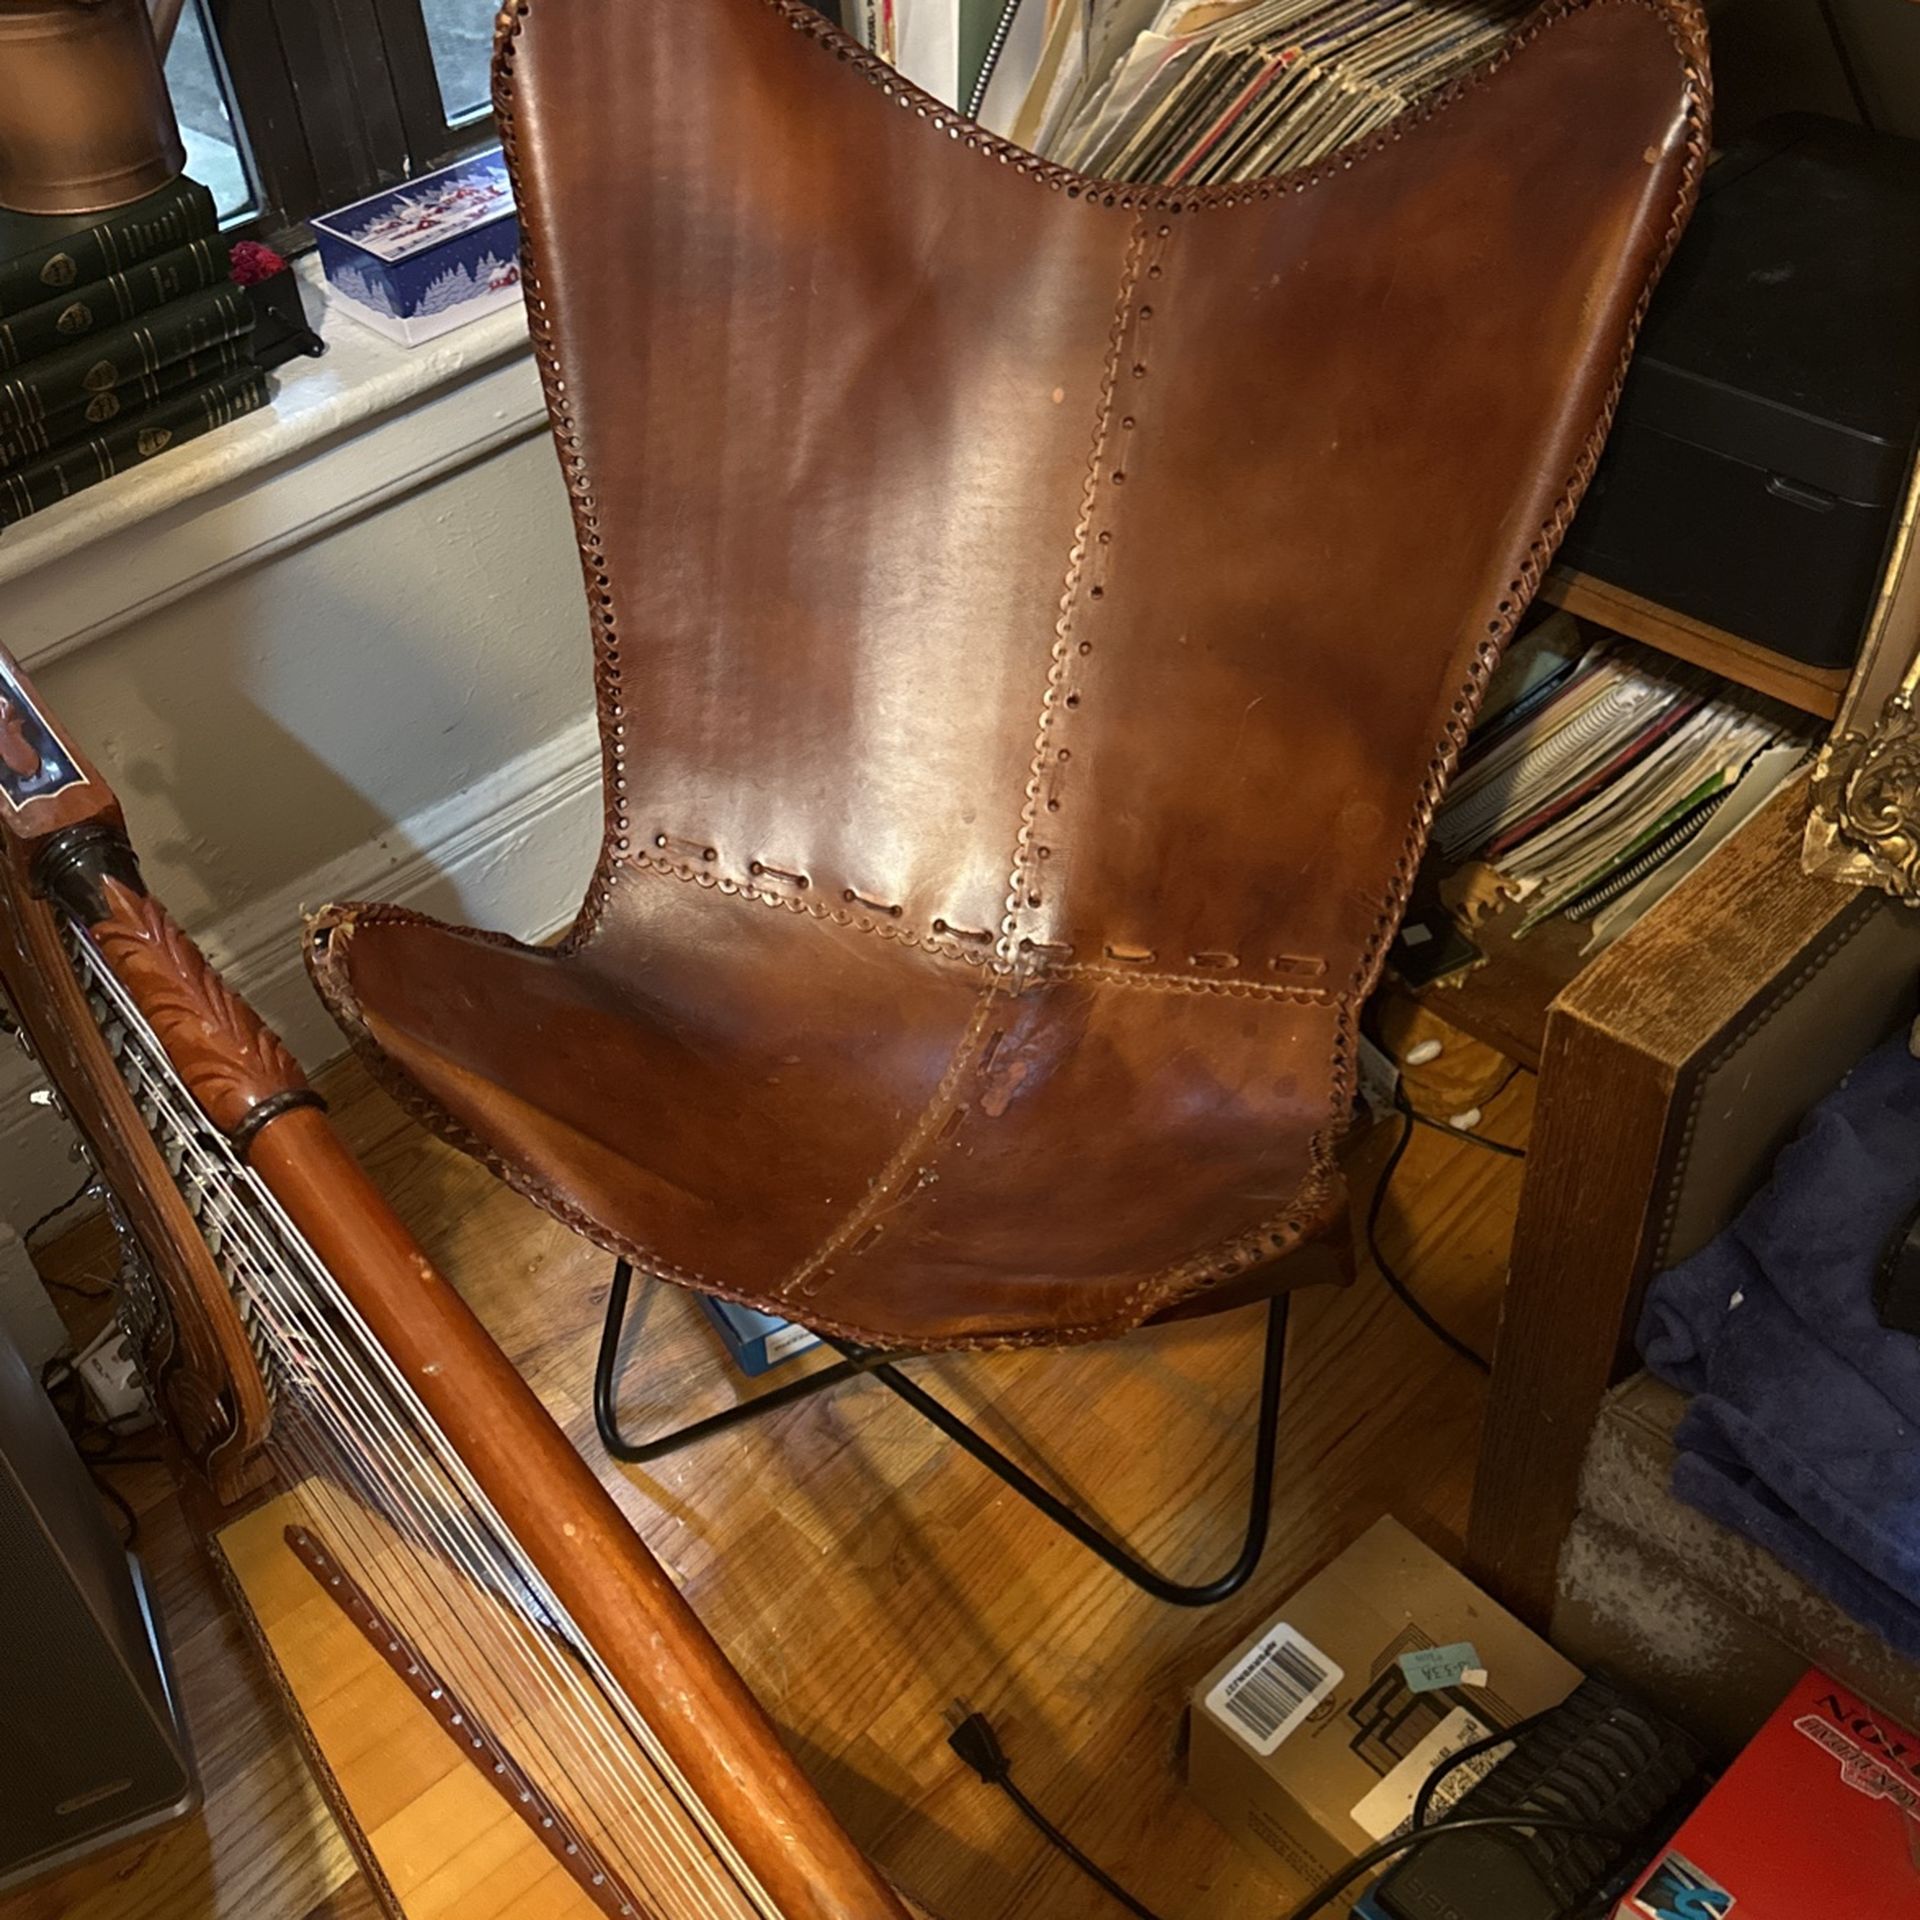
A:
[495, 0, 1706, 1058]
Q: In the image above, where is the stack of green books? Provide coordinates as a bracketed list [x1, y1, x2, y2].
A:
[0, 177, 269, 530]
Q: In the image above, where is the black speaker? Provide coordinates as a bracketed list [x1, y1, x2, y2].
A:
[0, 1316, 196, 1892]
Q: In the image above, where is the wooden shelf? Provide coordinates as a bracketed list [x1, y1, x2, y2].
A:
[1540, 568, 1851, 722]
[1407, 572, 1853, 1066]
[1403, 899, 1592, 1072]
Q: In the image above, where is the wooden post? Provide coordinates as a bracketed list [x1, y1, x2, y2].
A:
[1467, 786, 1904, 1625]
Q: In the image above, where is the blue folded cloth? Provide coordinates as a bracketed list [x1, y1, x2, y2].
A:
[1638, 1032, 1920, 1656]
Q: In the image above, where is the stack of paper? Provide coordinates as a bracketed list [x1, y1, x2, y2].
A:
[1435, 617, 1812, 951]
[843, 0, 1526, 170]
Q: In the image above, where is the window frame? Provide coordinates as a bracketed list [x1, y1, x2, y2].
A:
[368, 0, 495, 174]
[193, 0, 499, 247]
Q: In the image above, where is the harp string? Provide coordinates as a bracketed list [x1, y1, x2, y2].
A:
[75, 931, 778, 1920]
[241, 1275, 733, 1919]
[193, 1214, 692, 1910]
[104, 1025, 751, 1920]
[100, 1000, 758, 1920]
[276, 1414, 731, 1919]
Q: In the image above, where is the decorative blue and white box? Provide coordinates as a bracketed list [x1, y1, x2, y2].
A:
[311, 148, 521, 346]
[695, 1297, 822, 1378]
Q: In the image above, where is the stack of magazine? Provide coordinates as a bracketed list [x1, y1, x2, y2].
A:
[0, 177, 266, 530]
[843, 0, 1526, 179]
[1432, 615, 1812, 954]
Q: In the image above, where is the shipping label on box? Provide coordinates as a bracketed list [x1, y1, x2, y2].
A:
[1188, 1517, 1582, 1904]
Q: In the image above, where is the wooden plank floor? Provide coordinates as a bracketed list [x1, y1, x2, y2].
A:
[4, 1009, 1528, 1920]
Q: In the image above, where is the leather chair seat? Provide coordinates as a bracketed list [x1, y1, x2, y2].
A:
[311, 870, 1349, 1349]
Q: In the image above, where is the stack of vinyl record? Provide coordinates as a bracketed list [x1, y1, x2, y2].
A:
[0, 176, 267, 530]
[846, 0, 1529, 180]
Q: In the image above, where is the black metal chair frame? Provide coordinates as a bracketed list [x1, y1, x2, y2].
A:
[592, 1259, 1290, 1608]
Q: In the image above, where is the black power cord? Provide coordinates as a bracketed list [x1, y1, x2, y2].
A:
[1403, 1106, 1525, 1159]
[1409, 1705, 1559, 1831]
[39, 1352, 159, 1549]
[943, 1051, 1561, 1913]
[21, 1169, 97, 1246]
[1364, 1089, 1493, 1375]
[1398, 1059, 1525, 1159]
[945, 1705, 1629, 1920]
[21, 1171, 112, 1300]
[1360, 1054, 1529, 1374]
[948, 1709, 1160, 1920]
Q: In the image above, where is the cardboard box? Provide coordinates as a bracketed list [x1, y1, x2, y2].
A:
[1615, 1668, 1920, 1918]
[1188, 1518, 1582, 1905]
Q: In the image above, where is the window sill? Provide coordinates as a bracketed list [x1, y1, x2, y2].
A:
[0, 258, 549, 668]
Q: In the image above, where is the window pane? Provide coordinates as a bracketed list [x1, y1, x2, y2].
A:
[422, 0, 497, 127]
[165, 0, 257, 222]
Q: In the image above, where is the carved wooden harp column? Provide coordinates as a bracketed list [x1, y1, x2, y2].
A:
[0, 641, 910, 1919]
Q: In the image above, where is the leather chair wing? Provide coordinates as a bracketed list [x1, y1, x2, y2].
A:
[309, 0, 1709, 1347]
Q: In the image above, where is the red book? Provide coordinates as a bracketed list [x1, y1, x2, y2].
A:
[1616, 1669, 1920, 1918]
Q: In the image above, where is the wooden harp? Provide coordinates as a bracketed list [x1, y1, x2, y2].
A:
[0, 644, 909, 1920]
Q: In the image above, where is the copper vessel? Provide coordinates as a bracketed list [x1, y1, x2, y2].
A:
[0, 0, 188, 215]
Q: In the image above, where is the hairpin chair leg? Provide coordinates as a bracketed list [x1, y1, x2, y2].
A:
[593, 1258, 1291, 1607]
[825, 1294, 1291, 1609]
[593, 1260, 883, 1464]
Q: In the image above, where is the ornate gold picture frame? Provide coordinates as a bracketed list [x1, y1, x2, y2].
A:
[1806, 452, 1920, 901]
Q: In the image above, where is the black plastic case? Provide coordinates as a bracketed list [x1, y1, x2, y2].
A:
[1559, 114, 1920, 670]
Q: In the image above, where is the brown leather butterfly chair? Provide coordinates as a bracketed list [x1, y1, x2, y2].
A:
[309, 0, 1708, 1602]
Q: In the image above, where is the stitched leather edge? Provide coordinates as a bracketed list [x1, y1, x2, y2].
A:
[1105, 0, 1712, 1317]
[999, 215, 1147, 963]
[617, 845, 1335, 1001]
[770, 990, 1006, 1308]
[492, 0, 1709, 990]
[1053, 961, 1330, 1004]
[750, 0, 1707, 219]
[305, 900, 1338, 1347]
[384, 0, 1715, 1343]
[307, 901, 1295, 1349]
[760, 215, 1157, 1322]
[618, 848, 1000, 969]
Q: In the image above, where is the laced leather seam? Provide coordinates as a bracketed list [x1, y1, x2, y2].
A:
[456, 0, 1716, 1331]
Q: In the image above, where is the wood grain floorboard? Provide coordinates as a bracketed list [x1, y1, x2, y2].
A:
[6, 1009, 1526, 1920]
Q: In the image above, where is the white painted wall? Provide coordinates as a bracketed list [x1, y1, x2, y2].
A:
[0, 325, 603, 1363]
[34, 437, 594, 935]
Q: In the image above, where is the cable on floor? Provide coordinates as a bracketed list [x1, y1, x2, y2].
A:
[1275, 1813, 1632, 1920]
[1363, 1088, 1493, 1374]
[1399, 1058, 1525, 1158]
[20, 1171, 112, 1298]
[1403, 1105, 1526, 1159]
[943, 1704, 1630, 1920]
[39, 1353, 159, 1549]
[22, 1169, 99, 1247]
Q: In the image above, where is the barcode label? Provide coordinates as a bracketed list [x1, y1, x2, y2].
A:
[1205, 1624, 1343, 1756]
